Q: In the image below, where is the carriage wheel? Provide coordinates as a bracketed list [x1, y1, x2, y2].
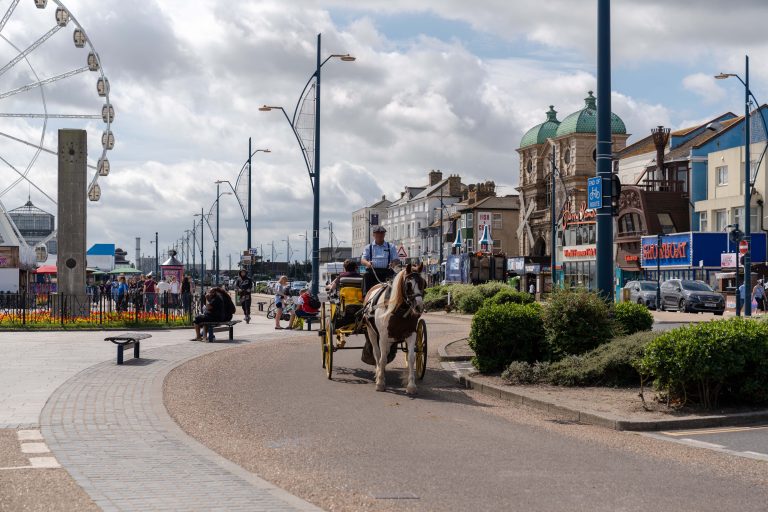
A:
[324, 308, 334, 379]
[415, 318, 427, 380]
[321, 303, 328, 368]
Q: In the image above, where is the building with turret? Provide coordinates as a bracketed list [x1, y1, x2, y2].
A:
[516, 92, 629, 291]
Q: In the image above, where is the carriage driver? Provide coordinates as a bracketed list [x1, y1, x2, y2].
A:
[361, 225, 398, 294]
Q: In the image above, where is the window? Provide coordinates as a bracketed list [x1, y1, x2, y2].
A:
[467, 212, 473, 226]
[716, 165, 728, 186]
[699, 211, 708, 232]
[657, 213, 676, 234]
[564, 148, 571, 164]
[492, 213, 502, 229]
[715, 209, 727, 232]
[752, 207, 759, 231]
[732, 207, 743, 229]
[467, 239, 474, 251]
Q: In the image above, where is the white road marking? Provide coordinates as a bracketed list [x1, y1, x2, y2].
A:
[29, 456, 60, 468]
[662, 425, 768, 436]
[17, 429, 43, 441]
[679, 438, 725, 449]
[20, 442, 50, 454]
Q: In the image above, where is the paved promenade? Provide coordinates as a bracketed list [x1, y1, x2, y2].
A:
[0, 316, 320, 511]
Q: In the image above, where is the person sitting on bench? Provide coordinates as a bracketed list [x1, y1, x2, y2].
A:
[289, 288, 319, 329]
[191, 288, 224, 341]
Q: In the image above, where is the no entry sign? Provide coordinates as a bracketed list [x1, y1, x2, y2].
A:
[739, 240, 749, 255]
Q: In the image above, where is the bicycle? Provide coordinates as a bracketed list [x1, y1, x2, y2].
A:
[266, 297, 295, 320]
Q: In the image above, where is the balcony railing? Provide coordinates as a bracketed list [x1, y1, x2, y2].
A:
[636, 179, 686, 193]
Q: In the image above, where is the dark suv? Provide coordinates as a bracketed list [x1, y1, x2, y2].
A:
[623, 280, 659, 309]
[659, 279, 725, 315]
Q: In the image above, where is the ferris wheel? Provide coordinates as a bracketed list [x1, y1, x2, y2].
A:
[0, 0, 113, 207]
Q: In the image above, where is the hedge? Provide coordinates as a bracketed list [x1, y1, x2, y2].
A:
[469, 302, 544, 373]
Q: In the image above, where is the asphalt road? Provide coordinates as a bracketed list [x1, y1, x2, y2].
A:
[649, 425, 768, 462]
[164, 315, 768, 512]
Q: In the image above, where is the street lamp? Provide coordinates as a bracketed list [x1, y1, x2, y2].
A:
[246, 142, 270, 278]
[715, 55, 768, 316]
[260, 33, 355, 295]
[213, 182, 232, 286]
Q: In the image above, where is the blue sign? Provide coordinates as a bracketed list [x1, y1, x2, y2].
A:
[641, 233, 692, 268]
[587, 177, 602, 209]
[640, 232, 767, 269]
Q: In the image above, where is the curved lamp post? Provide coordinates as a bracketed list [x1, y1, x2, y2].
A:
[715, 56, 768, 316]
[260, 33, 355, 295]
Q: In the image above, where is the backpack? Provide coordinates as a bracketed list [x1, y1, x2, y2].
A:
[307, 294, 321, 309]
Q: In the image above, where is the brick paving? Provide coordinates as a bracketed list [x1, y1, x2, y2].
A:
[39, 334, 319, 511]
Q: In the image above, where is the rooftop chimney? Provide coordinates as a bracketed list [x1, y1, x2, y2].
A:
[429, 169, 443, 186]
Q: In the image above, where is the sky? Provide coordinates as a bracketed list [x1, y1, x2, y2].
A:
[2, 0, 768, 267]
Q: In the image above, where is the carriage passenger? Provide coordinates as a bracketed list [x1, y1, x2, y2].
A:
[326, 259, 361, 294]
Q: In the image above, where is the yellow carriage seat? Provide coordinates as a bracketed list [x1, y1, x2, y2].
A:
[338, 276, 364, 307]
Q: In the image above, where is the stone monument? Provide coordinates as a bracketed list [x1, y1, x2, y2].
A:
[56, 129, 88, 315]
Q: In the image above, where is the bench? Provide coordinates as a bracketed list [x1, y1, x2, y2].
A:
[256, 301, 267, 312]
[105, 332, 153, 365]
[198, 320, 241, 342]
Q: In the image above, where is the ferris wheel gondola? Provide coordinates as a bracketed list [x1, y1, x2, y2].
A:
[0, 0, 113, 205]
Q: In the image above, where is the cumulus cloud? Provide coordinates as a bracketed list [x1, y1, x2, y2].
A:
[683, 73, 727, 104]
[1, 0, 760, 267]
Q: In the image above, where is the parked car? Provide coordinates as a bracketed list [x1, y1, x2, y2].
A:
[623, 280, 659, 309]
[659, 279, 725, 315]
[289, 280, 308, 296]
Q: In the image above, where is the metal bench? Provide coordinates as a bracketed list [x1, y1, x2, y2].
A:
[198, 320, 241, 342]
[105, 332, 153, 365]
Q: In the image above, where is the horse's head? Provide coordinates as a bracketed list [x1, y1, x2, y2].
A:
[402, 263, 426, 316]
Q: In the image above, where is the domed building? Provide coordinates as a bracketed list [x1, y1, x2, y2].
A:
[516, 92, 629, 291]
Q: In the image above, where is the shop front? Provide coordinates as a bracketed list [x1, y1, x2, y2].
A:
[559, 204, 597, 291]
[640, 232, 767, 289]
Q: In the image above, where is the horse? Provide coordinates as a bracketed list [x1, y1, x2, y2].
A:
[363, 263, 427, 395]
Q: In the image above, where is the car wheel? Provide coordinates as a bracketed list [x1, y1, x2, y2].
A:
[659, 299, 666, 311]
[679, 298, 687, 313]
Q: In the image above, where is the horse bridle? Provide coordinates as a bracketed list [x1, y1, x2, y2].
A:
[401, 272, 425, 316]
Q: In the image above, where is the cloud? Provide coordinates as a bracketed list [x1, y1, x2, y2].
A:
[683, 73, 726, 104]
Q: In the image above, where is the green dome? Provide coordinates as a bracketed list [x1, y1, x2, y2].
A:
[555, 91, 626, 137]
[520, 106, 560, 148]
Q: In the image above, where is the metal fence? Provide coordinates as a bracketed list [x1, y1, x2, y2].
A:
[0, 291, 199, 326]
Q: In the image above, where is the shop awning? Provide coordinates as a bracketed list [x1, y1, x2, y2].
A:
[34, 265, 57, 274]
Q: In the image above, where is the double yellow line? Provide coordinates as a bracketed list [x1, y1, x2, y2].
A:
[662, 425, 768, 437]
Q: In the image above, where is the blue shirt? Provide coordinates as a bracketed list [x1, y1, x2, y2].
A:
[739, 284, 745, 300]
[362, 242, 397, 269]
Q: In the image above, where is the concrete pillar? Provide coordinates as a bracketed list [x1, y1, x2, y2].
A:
[56, 129, 88, 316]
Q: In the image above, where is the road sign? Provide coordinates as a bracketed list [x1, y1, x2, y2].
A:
[249, 248, 258, 255]
[397, 245, 408, 259]
[241, 255, 252, 263]
[739, 239, 749, 255]
[587, 177, 602, 209]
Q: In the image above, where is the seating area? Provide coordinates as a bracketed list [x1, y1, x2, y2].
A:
[198, 320, 241, 342]
[105, 332, 153, 364]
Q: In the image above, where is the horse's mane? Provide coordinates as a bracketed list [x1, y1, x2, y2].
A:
[385, 269, 405, 314]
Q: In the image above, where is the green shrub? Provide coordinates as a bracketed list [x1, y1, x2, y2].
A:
[469, 303, 544, 373]
[424, 295, 448, 312]
[636, 318, 768, 407]
[475, 281, 509, 299]
[458, 288, 485, 314]
[546, 331, 658, 386]
[501, 361, 551, 385]
[484, 288, 534, 308]
[541, 288, 614, 359]
[614, 302, 653, 335]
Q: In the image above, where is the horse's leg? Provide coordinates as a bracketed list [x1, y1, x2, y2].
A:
[367, 320, 384, 389]
[375, 334, 388, 392]
[405, 333, 417, 395]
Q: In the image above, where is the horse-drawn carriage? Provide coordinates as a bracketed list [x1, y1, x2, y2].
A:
[318, 269, 427, 392]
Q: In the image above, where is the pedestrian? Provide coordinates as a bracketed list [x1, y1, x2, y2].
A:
[753, 279, 765, 312]
[116, 276, 129, 313]
[360, 225, 398, 294]
[169, 276, 180, 309]
[235, 269, 253, 323]
[290, 288, 319, 329]
[157, 277, 171, 309]
[273, 275, 290, 329]
[737, 282, 746, 316]
[181, 275, 192, 315]
[143, 274, 157, 312]
[528, 282, 536, 297]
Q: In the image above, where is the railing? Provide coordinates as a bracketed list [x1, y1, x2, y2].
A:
[636, 179, 687, 193]
[0, 291, 199, 327]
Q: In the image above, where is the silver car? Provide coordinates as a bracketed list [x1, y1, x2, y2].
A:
[659, 279, 725, 315]
[623, 280, 658, 309]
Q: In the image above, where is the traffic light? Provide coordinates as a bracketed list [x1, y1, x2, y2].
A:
[611, 174, 622, 214]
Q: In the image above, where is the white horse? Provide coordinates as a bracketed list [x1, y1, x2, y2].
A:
[363, 263, 426, 395]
